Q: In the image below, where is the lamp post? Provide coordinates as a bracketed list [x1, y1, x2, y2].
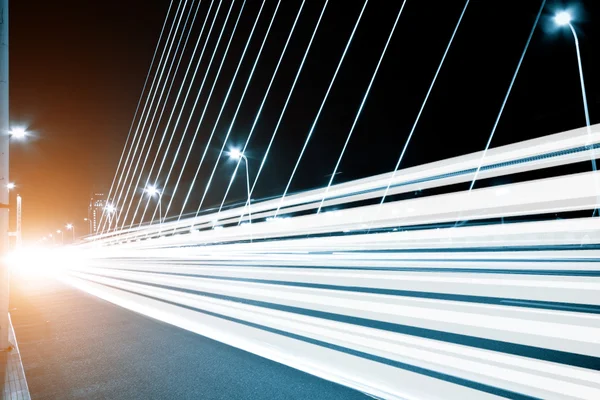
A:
[66, 224, 75, 241]
[56, 229, 63, 245]
[104, 204, 116, 232]
[554, 11, 598, 215]
[228, 149, 252, 226]
[8, 127, 26, 140]
[554, 11, 591, 132]
[84, 218, 91, 235]
[144, 185, 162, 224]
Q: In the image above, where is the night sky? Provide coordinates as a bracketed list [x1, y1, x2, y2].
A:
[9, 0, 600, 241]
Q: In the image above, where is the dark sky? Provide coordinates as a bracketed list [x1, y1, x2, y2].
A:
[9, 0, 600, 241]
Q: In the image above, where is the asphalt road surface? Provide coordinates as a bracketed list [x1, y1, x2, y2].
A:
[9, 273, 369, 400]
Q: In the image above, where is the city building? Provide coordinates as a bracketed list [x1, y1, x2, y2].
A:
[88, 189, 107, 234]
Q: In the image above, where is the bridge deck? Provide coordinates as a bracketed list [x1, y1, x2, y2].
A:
[9, 272, 367, 400]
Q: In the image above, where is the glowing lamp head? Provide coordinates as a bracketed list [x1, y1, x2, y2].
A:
[105, 204, 116, 214]
[145, 185, 160, 197]
[66, 224, 73, 230]
[229, 149, 242, 160]
[6, 183, 15, 190]
[554, 11, 572, 26]
[56, 230, 61, 234]
[9, 127, 26, 139]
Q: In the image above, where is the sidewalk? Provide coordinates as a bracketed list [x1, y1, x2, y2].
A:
[1, 314, 30, 400]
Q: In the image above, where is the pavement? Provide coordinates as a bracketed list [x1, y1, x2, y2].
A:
[8, 273, 368, 400]
[1, 314, 30, 400]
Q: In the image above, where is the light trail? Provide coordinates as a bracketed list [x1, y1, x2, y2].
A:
[133, 0, 234, 227]
[378, 0, 470, 207]
[98, 1, 182, 236]
[96, 1, 175, 239]
[116, 0, 203, 231]
[63, 210, 600, 399]
[62, 268, 600, 400]
[186, 0, 271, 220]
[214, 0, 306, 220]
[316, 0, 411, 214]
[157, 0, 280, 226]
[274, 0, 370, 217]
[71, 4, 600, 396]
[102, 169, 600, 248]
[235, 1, 330, 226]
[88, 124, 600, 244]
[100, 0, 189, 235]
[76, 124, 600, 400]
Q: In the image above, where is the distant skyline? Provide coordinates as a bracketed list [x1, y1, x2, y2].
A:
[9, 0, 599, 241]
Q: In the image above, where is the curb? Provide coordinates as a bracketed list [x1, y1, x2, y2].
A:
[1, 314, 30, 400]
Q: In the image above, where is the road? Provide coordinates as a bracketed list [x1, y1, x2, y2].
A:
[9, 273, 369, 400]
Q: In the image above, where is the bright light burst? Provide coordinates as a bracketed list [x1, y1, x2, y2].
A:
[5, 247, 84, 277]
[228, 148, 243, 160]
[145, 185, 160, 197]
[554, 11, 572, 26]
[9, 127, 27, 139]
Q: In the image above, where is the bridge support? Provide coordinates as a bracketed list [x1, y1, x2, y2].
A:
[0, 0, 9, 350]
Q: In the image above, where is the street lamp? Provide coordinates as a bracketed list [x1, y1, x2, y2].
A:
[554, 10, 597, 214]
[66, 223, 75, 241]
[9, 127, 26, 140]
[1, 125, 28, 349]
[554, 11, 571, 27]
[84, 218, 92, 235]
[104, 204, 116, 231]
[56, 229, 63, 244]
[554, 11, 591, 131]
[144, 185, 163, 224]
[228, 149, 252, 225]
[6, 182, 14, 190]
